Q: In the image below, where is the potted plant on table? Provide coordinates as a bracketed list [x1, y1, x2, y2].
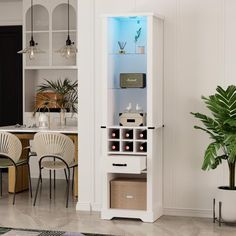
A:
[36, 78, 78, 127]
[191, 85, 236, 222]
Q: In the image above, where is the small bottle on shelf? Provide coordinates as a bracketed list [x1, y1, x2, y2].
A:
[110, 129, 119, 139]
[138, 142, 147, 152]
[124, 129, 133, 139]
[109, 141, 119, 152]
[124, 142, 133, 152]
[137, 129, 147, 139]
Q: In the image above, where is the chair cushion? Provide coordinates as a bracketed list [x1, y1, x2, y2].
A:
[41, 160, 67, 170]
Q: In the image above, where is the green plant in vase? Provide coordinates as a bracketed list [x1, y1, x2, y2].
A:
[191, 85, 236, 222]
[36, 78, 78, 126]
[191, 85, 236, 189]
[134, 27, 142, 53]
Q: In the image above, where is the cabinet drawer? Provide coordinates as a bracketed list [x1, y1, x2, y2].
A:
[106, 155, 146, 174]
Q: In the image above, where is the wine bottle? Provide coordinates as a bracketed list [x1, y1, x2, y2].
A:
[138, 130, 147, 139]
[124, 129, 133, 139]
[124, 142, 133, 152]
[110, 142, 119, 151]
[138, 142, 147, 152]
[110, 129, 119, 139]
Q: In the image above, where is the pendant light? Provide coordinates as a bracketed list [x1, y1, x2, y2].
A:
[56, 0, 77, 58]
[17, 0, 45, 60]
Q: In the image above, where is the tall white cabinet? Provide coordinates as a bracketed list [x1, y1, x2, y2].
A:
[101, 13, 164, 222]
[22, 0, 78, 124]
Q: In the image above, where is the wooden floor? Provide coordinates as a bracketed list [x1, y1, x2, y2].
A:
[0, 173, 236, 236]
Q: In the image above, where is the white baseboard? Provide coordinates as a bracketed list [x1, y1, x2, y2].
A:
[76, 202, 92, 211]
[163, 207, 212, 218]
[91, 202, 102, 211]
[76, 203, 212, 219]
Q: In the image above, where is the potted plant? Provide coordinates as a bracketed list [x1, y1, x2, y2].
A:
[191, 85, 236, 222]
[36, 78, 78, 126]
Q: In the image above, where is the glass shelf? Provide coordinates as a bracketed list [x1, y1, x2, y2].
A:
[108, 53, 146, 55]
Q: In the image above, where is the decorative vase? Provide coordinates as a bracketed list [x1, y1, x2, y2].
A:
[60, 109, 66, 127]
[136, 46, 145, 54]
[38, 106, 50, 129]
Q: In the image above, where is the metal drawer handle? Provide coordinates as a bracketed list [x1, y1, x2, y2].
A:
[112, 163, 127, 167]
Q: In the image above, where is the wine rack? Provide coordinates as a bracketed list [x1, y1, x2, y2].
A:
[107, 127, 147, 154]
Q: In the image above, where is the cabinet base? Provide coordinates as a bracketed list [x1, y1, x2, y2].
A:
[101, 207, 163, 223]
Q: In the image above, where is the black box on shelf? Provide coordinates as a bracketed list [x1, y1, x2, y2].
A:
[120, 73, 146, 88]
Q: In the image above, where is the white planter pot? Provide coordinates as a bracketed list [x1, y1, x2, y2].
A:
[215, 187, 236, 222]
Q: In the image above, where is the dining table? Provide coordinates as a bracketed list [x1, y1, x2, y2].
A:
[0, 125, 78, 197]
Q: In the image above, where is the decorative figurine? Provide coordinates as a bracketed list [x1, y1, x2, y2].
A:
[136, 104, 143, 112]
[125, 102, 132, 112]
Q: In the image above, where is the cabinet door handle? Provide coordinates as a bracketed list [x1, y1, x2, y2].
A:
[112, 163, 127, 167]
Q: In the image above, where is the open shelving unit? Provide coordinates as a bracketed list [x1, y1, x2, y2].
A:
[101, 13, 164, 222]
[22, 0, 78, 124]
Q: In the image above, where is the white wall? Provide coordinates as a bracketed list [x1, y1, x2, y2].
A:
[77, 0, 236, 217]
[0, 1, 22, 25]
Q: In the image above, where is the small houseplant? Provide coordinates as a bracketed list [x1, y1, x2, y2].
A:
[36, 78, 78, 126]
[191, 85, 236, 221]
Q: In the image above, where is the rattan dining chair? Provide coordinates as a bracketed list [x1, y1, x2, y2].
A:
[0, 131, 32, 204]
[33, 132, 76, 208]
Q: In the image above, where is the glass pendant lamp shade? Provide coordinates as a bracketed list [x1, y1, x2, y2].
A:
[17, 0, 45, 59]
[56, 0, 77, 58]
[56, 35, 77, 59]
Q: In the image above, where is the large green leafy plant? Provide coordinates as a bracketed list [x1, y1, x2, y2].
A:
[191, 85, 236, 190]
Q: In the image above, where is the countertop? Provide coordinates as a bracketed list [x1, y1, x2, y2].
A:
[0, 125, 78, 134]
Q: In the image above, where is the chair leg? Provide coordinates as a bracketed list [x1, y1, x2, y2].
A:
[49, 170, 52, 199]
[33, 168, 42, 206]
[53, 157, 56, 189]
[66, 168, 70, 208]
[27, 163, 32, 198]
[72, 167, 75, 192]
[54, 170, 56, 190]
[64, 169, 68, 183]
[13, 166, 17, 205]
[40, 171, 42, 184]
[0, 169, 2, 197]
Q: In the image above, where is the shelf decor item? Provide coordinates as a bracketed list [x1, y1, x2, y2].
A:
[36, 78, 78, 126]
[118, 41, 126, 54]
[56, 0, 77, 58]
[120, 73, 146, 88]
[38, 106, 50, 129]
[134, 25, 145, 54]
[191, 85, 236, 223]
[17, 0, 45, 59]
